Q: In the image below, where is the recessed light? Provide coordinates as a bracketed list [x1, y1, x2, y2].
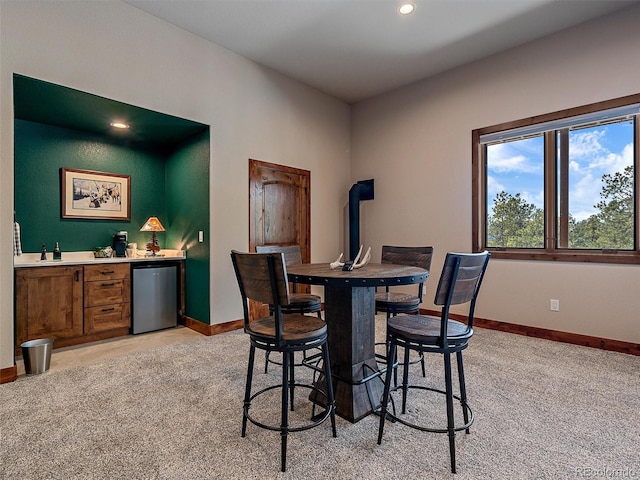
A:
[110, 121, 129, 129]
[399, 3, 415, 15]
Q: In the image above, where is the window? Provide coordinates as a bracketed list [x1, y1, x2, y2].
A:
[472, 94, 640, 263]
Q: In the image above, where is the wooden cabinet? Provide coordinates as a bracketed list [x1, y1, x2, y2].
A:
[84, 263, 130, 334]
[15, 262, 132, 353]
[15, 259, 183, 354]
[15, 265, 84, 349]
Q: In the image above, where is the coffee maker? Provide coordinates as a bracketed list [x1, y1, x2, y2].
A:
[112, 231, 127, 257]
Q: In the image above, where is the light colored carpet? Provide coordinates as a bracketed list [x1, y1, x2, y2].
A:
[1, 318, 638, 479]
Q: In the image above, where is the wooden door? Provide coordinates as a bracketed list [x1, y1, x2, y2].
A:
[249, 159, 311, 317]
[249, 159, 310, 261]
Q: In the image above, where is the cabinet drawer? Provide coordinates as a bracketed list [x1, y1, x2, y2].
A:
[84, 303, 130, 334]
[84, 263, 130, 282]
[85, 278, 130, 307]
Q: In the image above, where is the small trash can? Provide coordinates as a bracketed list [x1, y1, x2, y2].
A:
[20, 338, 54, 375]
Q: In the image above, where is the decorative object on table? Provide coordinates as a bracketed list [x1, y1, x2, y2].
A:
[329, 245, 371, 269]
[13, 214, 22, 256]
[40, 243, 47, 261]
[140, 216, 165, 256]
[60, 167, 131, 221]
[93, 246, 113, 258]
[53, 242, 62, 260]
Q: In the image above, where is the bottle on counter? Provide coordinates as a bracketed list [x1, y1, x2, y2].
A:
[53, 242, 62, 260]
[40, 243, 47, 261]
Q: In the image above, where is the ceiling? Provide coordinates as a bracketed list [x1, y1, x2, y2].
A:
[14, 75, 208, 148]
[124, 0, 637, 104]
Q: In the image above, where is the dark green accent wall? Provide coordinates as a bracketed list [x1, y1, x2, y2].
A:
[15, 120, 168, 251]
[166, 131, 210, 323]
[14, 119, 211, 324]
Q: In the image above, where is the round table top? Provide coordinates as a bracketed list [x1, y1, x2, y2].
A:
[287, 262, 428, 287]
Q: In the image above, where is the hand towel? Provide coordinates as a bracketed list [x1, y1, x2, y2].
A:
[14, 221, 22, 256]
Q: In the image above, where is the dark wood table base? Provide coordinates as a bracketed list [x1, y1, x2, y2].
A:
[323, 285, 383, 422]
[288, 262, 428, 423]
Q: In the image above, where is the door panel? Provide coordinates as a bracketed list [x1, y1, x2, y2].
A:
[249, 159, 310, 261]
[263, 181, 300, 245]
[249, 159, 311, 318]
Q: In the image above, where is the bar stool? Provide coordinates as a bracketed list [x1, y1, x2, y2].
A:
[375, 245, 433, 381]
[377, 251, 490, 474]
[256, 245, 322, 373]
[231, 250, 336, 472]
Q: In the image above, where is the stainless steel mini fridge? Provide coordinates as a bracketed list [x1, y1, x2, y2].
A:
[132, 262, 178, 334]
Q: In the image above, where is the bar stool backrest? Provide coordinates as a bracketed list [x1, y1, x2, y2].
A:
[433, 251, 490, 336]
[231, 251, 291, 334]
[380, 245, 433, 300]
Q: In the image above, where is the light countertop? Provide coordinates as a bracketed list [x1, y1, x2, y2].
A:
[14, 250, 185, 268]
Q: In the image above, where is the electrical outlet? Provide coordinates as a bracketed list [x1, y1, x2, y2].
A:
[550, 299, 560, 312]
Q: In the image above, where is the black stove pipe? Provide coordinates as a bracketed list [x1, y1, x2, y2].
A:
[348, 179, 374, 260]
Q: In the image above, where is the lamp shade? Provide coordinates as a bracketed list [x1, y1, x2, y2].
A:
[140, 216, 165, 232]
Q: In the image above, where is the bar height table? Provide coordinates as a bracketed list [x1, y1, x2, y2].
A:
[287, 262, 428, 423]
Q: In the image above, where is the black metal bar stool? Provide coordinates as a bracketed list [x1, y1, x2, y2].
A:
[256, 245, 322, 373]
[375, 245, 433, 382]
[231, 250, 336, 472]
[377, 251, 490, 474]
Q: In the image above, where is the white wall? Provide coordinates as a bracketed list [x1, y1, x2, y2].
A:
[0, 1, 351, 370]
[351, 5, 640, 343]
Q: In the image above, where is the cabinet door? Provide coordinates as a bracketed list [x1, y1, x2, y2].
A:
[15, 266, 84, 346]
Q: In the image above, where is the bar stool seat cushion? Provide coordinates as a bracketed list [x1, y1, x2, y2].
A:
[375, 292, 420, 312]
[248, 313, 327, 344]
[387, 315, 472, 345]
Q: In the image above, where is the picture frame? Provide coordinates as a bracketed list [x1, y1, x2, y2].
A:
[60, 168, 131, 220]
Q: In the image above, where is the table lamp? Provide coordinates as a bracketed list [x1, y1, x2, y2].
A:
[140, 216, 165, 256]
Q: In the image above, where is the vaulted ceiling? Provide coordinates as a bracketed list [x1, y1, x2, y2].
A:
[125, 0, 637, 103]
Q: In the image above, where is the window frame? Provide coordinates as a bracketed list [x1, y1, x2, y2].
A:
[472, 93, 640, 264]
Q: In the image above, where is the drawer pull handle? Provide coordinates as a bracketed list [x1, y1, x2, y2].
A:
[101, 307, 116, 312]
[101, 282, 116, 287]
[101, 270, 115, 275]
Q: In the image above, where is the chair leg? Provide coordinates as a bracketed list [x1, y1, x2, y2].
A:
[401, 345, 410, 414]
[281, 350, 290, 472]
[444, 352, 457, 474]
[264, 351, 270, 374]
[288, 351, 296, 411]
[321, 342, 337, 437]
[242, 345, 256, 437]
[392, 343, 398, 388]
[456, 351, 471, 434]
[377, 341, 397, 444]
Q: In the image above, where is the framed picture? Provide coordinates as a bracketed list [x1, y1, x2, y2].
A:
[60, 168, 131, 220]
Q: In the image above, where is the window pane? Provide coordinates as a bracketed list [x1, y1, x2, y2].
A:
[562, 119, 635, 249]
[486, 136, 545, 248]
